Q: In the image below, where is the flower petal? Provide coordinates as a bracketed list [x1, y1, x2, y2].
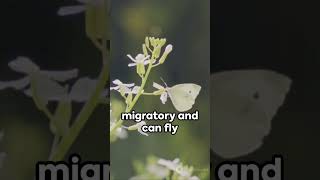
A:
[142, 55, 150, 61]
[26, 74, 68, 103]
[143, 60, 150, 65]
[110, 86, 120, 91]
[131, 86, 140, 94]
[57, 5, 86, 16]
[158, 158, 180, 171]
[116, 127, 128, 139]
[160, 92, 168, 104]
[127, 54, 137, 62]
[122, 83, 135, 87]
[69, 77, 97, 102]
[40, 69, 78, 82]
[0, 77, 30, 90]
[153, 82, 164, 90]
[128, 63, 137, 67]
[8, 56, 39, 74]
[112, 79, 122, 85]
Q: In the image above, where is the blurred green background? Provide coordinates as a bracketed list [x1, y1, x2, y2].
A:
[110, 0, 210, 179]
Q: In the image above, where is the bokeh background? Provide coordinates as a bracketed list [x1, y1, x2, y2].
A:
[110, 0, 210, 179]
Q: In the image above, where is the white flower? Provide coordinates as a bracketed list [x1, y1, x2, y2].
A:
[24, 77, 108, 103]
[0, 57, 78, 104]
[116, 127, 128, 139]
[128, 121, 148, 136]
[164, 44, 173, 54]
[0, 131, 6, 169]
[158, 158, 180, 171]
[158, 158, 200, 180]
[110, 79, 135, 94]
[110, 121, 128, 139]
[57, 0, 103, 16]
[153, 82, 168, 104]
[127, 54, 151, 67]
[131, 86, 141, 94]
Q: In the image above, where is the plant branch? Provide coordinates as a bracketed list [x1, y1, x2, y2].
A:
[50, 39, 109, 161]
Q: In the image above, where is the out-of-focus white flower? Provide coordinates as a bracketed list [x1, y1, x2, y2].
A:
[131, 86, 141, 94]
[110, 120, 128, 139]
[110, 79, 135, 94]
[158, 158, 180, 171]
[110, 105, 127, 140]
[0, 131, 6, 169]
[146, 164, 170, 178]
[0, 57, 78, 104]
[24, 77, 108, 103]
[127, 54, 150, 67]
[57, 0, 103, 16]
[158, 158, 200, 180]
[116, 127, 128, 139]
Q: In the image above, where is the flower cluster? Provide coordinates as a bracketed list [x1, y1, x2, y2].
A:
[110, 37, 201, 140]
[110, 37, 175, 139]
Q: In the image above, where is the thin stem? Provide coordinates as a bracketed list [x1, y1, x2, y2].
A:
[90, 38, 103, 51]
[50, 0, 110, 161]
[51, 39, 109, 161]
[48, 135, 60, 160]
[42, 108, 54, 120]
[141, 92, 155, 95]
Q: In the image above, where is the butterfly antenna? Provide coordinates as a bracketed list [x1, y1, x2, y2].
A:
[160, 77, 168, 87]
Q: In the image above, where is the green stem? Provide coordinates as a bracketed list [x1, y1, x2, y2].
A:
[141, 92, 155, 95]
[51, 40, 109, 161]
[110, 56, 155, 136]
[48, 135, 60, 160]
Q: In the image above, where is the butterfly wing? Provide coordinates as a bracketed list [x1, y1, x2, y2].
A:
[211, 70, 291, 158]
[167, 84, 201, 112]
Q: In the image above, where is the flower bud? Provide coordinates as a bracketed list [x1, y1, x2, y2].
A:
[164, 44, 173, 54]
[137, 63, 146, 76]
[154, 46, 161, 59]
[145, 37, 149, 48]
[159, 44, 173, 64]
[142, 44, 148, 56]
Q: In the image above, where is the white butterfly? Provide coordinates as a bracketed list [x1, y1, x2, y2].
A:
[211, 70, 292, 158]
[153, 82, 201, 112]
